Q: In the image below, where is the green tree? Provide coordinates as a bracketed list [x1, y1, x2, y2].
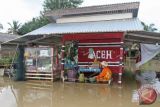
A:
[18, 0, 83, 35]
[18, 14, 49, 35]
[43, 0, 83, 11]
[8, 21, 21, 34]
[141, 22, 157, 32]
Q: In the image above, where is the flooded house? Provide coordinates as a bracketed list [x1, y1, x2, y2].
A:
[0, 33, 18, 76]
[2, 2, 160, 84]
[0, 33, 18, 57]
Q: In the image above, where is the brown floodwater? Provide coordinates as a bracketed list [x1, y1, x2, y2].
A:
[0, 77, 160, 107]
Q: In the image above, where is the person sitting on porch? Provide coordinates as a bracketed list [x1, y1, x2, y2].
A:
[96, 61, 112, 83]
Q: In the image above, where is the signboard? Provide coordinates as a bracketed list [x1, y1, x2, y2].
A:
[78, 46, 121, 62]
[26, 59, 33, 66]
[39, 50, 49, 57]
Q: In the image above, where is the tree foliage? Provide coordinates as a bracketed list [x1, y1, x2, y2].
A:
[141, 22, 158, 32]
[18, 15, 49, 35]
[43, 0, 83, 11]
[18, 0, 83, 35]
[8, 20, 21, 34]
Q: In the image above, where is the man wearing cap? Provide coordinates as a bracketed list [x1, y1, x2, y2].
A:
[96, 61, 112, 83]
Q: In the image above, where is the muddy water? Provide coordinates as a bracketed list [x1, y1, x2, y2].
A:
[0, 77, 159, 107]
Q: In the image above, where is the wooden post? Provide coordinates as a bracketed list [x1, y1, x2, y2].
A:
[51, 47, 54, 82]
[118, 67, 123, 84]
[128, 46, 131, 70]
[118, 47, 123, 84]
[61, 44, 65, 82]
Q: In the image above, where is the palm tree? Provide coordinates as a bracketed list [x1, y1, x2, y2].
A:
[8, 21, 21, 34]
[141, 22, 157, 32]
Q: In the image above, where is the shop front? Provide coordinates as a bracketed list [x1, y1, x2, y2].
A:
[23, 39, 62, 81]
[61, 33, 124, 83]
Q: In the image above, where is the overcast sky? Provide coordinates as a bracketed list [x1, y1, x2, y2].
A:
[0, 0, 160, 32]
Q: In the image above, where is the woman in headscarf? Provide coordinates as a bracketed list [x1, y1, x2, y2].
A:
[96, 61, 112, 83]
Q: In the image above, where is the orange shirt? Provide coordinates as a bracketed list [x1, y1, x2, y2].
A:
[96, 67, 112, 81]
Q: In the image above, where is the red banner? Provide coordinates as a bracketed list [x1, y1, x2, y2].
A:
[78, 46, 121, 62]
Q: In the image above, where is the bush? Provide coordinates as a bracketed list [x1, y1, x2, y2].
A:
[0, 57, 13, 65]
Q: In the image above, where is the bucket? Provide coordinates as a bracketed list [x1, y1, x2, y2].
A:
[78, 73, 85, 82]
[67, 70, 76, 82]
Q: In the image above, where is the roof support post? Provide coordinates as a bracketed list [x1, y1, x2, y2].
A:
[14, 45, 25, 81]
[60, 42, 65, 82]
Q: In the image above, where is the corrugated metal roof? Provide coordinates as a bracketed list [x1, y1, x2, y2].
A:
[26, 18, 143, 36]
[3, 18, 143, 45]
[45, 2, 139, 18]
[0, 33, 19, 43]
[125, 31, 160, 44]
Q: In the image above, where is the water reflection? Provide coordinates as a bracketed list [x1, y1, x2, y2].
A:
[0, 77, 160, 107]
[132, 80, 160, 105]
